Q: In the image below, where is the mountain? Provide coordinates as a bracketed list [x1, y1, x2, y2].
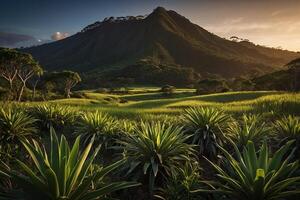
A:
[23, 7, 300, 80]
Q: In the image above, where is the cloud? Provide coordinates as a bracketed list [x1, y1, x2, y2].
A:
[224, 17, 244, 25]
[271, 9, 285, 17]
[0, 32, 35, 47]
[51, 32, 69, 41]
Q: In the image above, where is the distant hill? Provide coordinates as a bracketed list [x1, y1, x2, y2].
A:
[23, 7, 300, 82]
[252, 57, 300, 91]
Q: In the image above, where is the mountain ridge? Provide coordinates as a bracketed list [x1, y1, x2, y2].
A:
[23, 7, 300, 80]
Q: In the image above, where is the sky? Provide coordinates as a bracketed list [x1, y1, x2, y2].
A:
[0, 0, 300, 51]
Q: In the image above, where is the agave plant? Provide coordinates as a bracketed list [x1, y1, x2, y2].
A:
[156, 162, 211, 200]
[0, 108, 37, 161]
[0, 162, 24, 200]
[183, 107, 230, 158]
[120, 121, 194, 196]
[29, 104, 76, 132]
[0, 128, 139, 200]
[226, 114, 270, 149]
[202, 140, 300, 200]
[75, 111, 118, 149]
[117, 119, 137, 135]
[273, 115, 300, 158]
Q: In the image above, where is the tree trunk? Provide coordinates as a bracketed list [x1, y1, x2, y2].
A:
[9, 79, 13, 90]
[65, 88, 71, 98]
[18, 83, 25, 102]
[32, 80, 38, 100]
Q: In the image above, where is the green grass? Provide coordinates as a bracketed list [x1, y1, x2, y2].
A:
[2, 90, 300, 120]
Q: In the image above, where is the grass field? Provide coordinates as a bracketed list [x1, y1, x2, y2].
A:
[2, 88, 300, 199]
[7, 88, 300, 120]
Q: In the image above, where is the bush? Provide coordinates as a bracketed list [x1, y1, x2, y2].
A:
[196, 78, 229, 95]
[29, 105, 77, 133]
[156, 162, 209, 200]
[226, 114, 270, 150]
[0, 129, 139, 199]
[183, 107, 231, 158]
[95, 88, 109, 93]
[273, 115, 300, 158]
[120, 121, 195, 196]
[0, 108, 38, 161]
[161, 85, 176, 96]
[75, 111, 118, 149]
[202, 140, 300, 200]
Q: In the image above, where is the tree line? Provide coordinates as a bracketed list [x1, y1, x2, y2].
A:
[0, 48, 81, 101]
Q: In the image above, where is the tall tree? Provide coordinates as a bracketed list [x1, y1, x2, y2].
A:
[28, 71, 43, 100]
[17, 53, 43, 101]
[286, 58, 300, 91]
[0, 48, 19, 90]
[58, 71, 81, 98]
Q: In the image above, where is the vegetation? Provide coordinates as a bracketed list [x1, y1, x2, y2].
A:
[0, 48, 43, 101]
[183, 107, 230, 158]
[160, 85, 176, 96]
[226, 114, 270, 149]
[0, 129, 139, 199]
[120, 121, 194, 196]
[203, 140, 300, 200]
[1, 9, 300, 199]
[0, 108, 37, 161]
[29, 104, 76, 132]
[1, 87, 300, 199]
[273, 115, 300, 158]
[75, 111, 118, 149]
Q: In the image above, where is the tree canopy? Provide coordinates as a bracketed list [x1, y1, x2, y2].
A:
[0, 48, 43, 101]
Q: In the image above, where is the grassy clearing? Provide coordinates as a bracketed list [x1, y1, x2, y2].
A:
[2, 90, 299, 120]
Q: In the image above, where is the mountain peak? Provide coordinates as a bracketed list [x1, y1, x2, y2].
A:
[24, 7, 299, 79]
[153, 6, 167, 13]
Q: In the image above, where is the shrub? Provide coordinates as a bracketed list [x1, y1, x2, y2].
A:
[156, 162, 209, 200]
[29, 104, 76, 132]
[161, 85, 176, 96]
[0, 128, 139, 199]
[75, 111, 118, 149]
[0, 108, 37, 161]
[226, 114, 270, 149]
[273, 115, 300, 158]
[203, 140, 300, 200]
[95, 88, 109, 93]
[117, 119, 137, 135]
[120, 121, 195, 196]
[183, 107, 230, 158]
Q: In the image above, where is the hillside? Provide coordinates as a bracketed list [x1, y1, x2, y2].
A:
[24, 7, 300, 80]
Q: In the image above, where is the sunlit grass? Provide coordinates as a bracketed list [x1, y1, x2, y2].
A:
[1, 90, 300, 120]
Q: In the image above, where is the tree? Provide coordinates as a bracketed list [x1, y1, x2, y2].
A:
[0, 48, 43, 101]
[0, 48, 19, 90]
[286, 58, 300, 91]
[57, 71, 81, 98]
[17, 53, 43, 101]
[28, 73, 42, 100]
[196, 78, 229, 94]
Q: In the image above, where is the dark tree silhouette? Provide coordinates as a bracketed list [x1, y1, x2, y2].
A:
[0, 48, 43, 101]
[17, 54, 43, 101]
[286, 58, 300, 91]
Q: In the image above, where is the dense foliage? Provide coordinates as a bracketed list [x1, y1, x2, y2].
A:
[203, 140, 300, 200]
[0, 129, 139, 200]
[120, 121, 195, 196]
[183, 107, 230, 158]
[0, 97, 300, 199]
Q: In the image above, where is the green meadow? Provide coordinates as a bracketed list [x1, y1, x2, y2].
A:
[11, 89, 300, 120]
[1, 88, 300, 199]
